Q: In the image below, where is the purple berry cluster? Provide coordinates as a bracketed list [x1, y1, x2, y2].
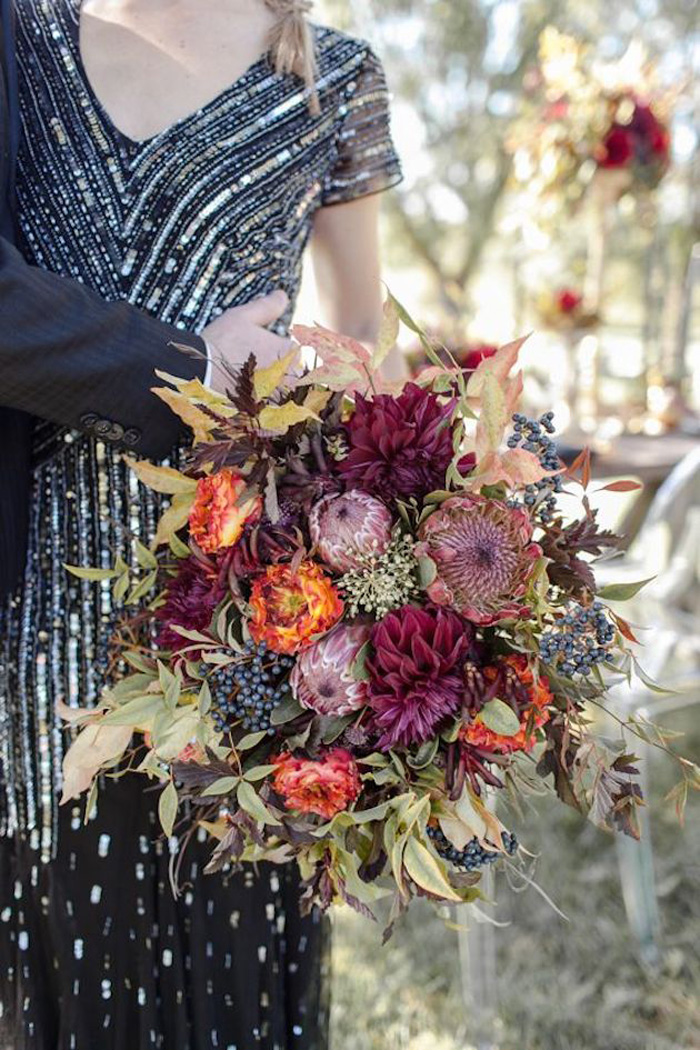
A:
[209, 640, 293, 735]
[507, 412, 562, 523]
[427, 825, 519, 873]
[539, 601, 616, 677]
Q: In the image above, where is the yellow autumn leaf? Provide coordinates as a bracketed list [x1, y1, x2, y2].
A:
[125, 458, 197, 496]
[258, 399, 319, 434]
[301, 388, 332, 415]
[153, 492, 195, 548]
[475, 370, 508, 458]
[253, 347, 300, 400]
[151, 387, 218, 444]
[155, 372, 236, 415]
[370, 295, 400, 372]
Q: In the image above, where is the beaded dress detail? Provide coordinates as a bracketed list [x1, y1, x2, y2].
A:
[0, 1, 401, 1046]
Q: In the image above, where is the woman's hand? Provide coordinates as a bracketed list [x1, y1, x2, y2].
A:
[202, 290, 293, 391]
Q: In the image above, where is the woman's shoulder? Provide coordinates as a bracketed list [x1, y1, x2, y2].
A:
[312, 24, 386, 81]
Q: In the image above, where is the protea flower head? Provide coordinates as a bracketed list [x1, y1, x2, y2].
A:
[310, 490, 393, 573]
[291, 622, 371, 718]
[338, 383, 455, 501]
[367, 604, 474, 750]
[415, 494, 541, 626]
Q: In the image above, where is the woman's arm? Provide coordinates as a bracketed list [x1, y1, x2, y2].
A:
[310, 195, 407, 382]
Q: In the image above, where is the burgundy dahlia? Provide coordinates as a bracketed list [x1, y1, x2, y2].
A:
[338, 384, 454, 501]
[415, 495, 541, 626]
[291, 622, 371, 718]
[156, 557, 225, 652]
[367, 604, 473, 750]
[310, 491, 393, 573]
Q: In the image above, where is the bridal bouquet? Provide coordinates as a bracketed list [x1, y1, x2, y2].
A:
[62, 296, 697, 932]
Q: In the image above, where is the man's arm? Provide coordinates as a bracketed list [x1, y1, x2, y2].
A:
[0, 236, 206, 460]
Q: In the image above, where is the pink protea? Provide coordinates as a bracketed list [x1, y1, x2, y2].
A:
[367, 604, 473, 750]
[291, 623, 372, 718]
[309, 490, 393, 573]
[415, 495, 541, 626]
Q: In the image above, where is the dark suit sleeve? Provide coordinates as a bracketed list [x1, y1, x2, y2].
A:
[0, 236, 208, 459]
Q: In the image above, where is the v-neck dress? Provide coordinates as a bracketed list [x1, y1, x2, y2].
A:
[0, 1, 401, 1047]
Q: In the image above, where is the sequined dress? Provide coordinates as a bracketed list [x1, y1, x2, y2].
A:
[0, 2, 401, 1046]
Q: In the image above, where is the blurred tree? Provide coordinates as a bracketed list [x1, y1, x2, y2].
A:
[320, 0, 699, 340]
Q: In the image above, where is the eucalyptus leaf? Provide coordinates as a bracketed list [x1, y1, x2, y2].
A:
[238, 730, 269, 751]
[236, 780, 278, 825]
[242, 764, 278, 783]
[407, 737, 439, 770]
[350, 641, 371, 682]
[478, 698, 521, 737]
[201, 776, 239, 798]
[320, 714, 354, 744]
[417, 556, 437, 589]
[270, 694, 305, 725]
[64, 564, 118, 582]
[596, 577, 655, 602]
[158, 780, 179, 838]
[100, 694, 163, 727]
[403, 835, 462, 902]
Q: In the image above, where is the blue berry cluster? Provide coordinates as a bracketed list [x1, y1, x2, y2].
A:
[508, 412, 562, 523]
[209, 640, 294, 735]
[539, 601, 616, 677]
[427, 825, 519, 873]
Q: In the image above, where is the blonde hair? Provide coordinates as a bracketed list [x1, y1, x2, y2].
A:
[264, 0, 320, 114]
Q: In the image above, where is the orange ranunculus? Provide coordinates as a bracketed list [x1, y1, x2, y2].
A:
[249, 561, 344, 655]
[189, 469, 261, 554]
[461, 655, 552, 755]
[271, 749, 361, 819]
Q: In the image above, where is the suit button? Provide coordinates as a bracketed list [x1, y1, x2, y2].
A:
[123, 428, 141, 447]
[80, 412, 99, 431]
[106, 422, 125, 442]
[93, 419, 111, 437]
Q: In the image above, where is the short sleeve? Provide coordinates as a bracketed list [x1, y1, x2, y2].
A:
[322, 47, 403, 206]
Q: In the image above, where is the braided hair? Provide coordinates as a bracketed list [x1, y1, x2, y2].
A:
[264, 0, 319, 113]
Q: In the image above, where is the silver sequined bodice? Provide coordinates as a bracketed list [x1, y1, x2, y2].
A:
[0, 0, 401, 860]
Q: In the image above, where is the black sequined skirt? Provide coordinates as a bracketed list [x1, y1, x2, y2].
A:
[0, 425, 329, 1049]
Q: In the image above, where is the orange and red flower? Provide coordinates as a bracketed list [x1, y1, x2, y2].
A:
[189, 469, 262, 554]
[461, 655, 552, 754]
[271, 749, 361, 819]
[249, 561, 344, 655]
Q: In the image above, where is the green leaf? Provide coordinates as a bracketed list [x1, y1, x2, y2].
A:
[113, 572, 131, 602]
[198, 680, 212, 717]
[417, 556, 437, 589]
[158, 660, 181, 710]
[158, 781, 179, 838]
[127, 569, 159, 604]
[320, 714, 354, 744]
[242, 764, 277, 782]
[201, 776, 239, 798]
[133, 539, 158, 570]
[596, 578, 655, 602]
[407, 737, 439, 770]
[270, 694, 305, 725]
[350, 641, 371, 682]
[169, 532, 192, 559]
[238, 730, 269, 751]
[100, 694, 164, 726]
[64, 564, 118, 582]
[403, 836, 462, 902]
[236, 780, 278, 825]
[478, 698, 521, 737]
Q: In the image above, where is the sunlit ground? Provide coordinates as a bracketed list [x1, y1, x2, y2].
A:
[329, 708, 700, 1050]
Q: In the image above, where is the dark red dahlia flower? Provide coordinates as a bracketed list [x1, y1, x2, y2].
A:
[367, 604, 473, 750]
[156, 557, 225, 652]
[338, 384, 455, 501]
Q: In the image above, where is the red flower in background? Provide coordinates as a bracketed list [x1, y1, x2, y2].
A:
[597, 125, 634, 169]
[272, 749, 361, 819]
[556, 289, 583, 315]
[459, 344, 499, 372]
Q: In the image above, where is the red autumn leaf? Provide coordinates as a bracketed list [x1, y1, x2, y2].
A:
[595, 480, 643, 493]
